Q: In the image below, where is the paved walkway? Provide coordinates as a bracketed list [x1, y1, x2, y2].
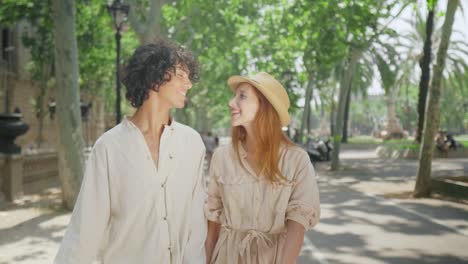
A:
[1, 148, 467, 263]
[298, 149, 468, 264]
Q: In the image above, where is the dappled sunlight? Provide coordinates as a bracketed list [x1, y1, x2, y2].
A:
[0, 212, 68, 264]
[305, 182, 468, 263]
[0, 187, 69, 264]
[301, 149, 468, 263]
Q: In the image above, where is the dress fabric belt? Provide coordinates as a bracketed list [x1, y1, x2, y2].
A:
[213, 225, 285, 264]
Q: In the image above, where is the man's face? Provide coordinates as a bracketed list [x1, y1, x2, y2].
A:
[157, 65, 192, 109]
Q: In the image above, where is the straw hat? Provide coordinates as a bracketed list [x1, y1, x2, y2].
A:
[227, 72, 290, 126]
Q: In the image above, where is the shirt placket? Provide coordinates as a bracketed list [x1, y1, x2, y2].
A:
[158, 126, 175, 262]
[240, 157, 261, 229]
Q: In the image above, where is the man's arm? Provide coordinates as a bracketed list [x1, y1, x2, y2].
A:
[54, 143, 111, 264]
[183, 146, 207, 264]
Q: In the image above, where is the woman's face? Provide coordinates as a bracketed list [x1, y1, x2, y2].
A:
[228, 83, 260, 128]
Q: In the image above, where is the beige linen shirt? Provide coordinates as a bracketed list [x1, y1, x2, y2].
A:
[55, 118, 207, 264]
[205, 144, 320, 264]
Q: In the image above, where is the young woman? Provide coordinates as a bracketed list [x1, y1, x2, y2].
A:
[204, 72, 320, 264]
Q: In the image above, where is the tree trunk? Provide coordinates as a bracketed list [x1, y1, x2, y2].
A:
[93, 95, 106, 141]
[36, 62, 52, 148]
[299, 74, 314, 144]
[36, 72, 47, 148]
[414, 0, 458, 197]
[342, 85, 352, 143]
[415, 1, 436, 143]
[194, 107, 207, 132]
[404, 84, 411, 132]
[318, 97, 329, 137]
[52, 0, 85, 209]
[128, 0, 164, 44]
[331, 48, 361, 170]
[384, 85, 404, 137]
[330, 96, 336, 136]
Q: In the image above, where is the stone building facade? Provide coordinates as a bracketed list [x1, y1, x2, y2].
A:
[1, 22, 112, 202]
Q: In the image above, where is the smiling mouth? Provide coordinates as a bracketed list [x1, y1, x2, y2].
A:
[179, 91, 186, 97]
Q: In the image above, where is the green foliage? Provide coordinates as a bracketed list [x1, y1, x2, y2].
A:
[348, 136, 380, 144]
[2, 0, 465, 137]
[162, 1, 267, 129]
[382, 141, 420, 150]
[0, 0, 54, 80]
[440, 67, 468, 133]
[0, 0, 139, 114]
[428, 0, 438, 10]
[76, 0, 138, 114]
[350, 94, 387, 134]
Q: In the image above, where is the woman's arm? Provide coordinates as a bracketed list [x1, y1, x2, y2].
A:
[280, 220, 305, 264]
[281, 150, 321, 263]
[205, 220, 221, 264]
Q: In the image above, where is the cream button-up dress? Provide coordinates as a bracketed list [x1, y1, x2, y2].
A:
[55, 118, 207, 264]
[205, 144, 320, 264]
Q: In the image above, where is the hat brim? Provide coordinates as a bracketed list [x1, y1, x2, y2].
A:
[227, 76, 261, 91]
[227, 75, 290, 127]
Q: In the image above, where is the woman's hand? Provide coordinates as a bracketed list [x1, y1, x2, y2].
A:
[205, 220, 221, 264]
[280, 220, 305, 264]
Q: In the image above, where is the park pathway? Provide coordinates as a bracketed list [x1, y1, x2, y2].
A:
[299, 149, 468, 264]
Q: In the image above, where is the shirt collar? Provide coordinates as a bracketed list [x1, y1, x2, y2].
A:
[236, 141, 288, 159]
[123, 116, 177, 131]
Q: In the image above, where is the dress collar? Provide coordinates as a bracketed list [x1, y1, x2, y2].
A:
[238, 143, 248, 159]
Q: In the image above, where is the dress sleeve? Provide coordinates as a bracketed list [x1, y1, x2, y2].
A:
[54, 142, 111, 264]
[204, 149, 223, 223]
[285, 150, 320, 230]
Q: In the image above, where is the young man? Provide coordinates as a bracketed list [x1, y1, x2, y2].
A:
[55, 39, 207, 264]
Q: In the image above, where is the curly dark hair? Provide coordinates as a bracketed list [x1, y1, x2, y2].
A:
[121, 39, 200, 108]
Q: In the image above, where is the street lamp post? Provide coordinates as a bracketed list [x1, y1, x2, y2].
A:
[106, 0, 129, 125]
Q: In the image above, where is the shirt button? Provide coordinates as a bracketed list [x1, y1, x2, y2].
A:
[163, 216, 167, 221]
[168, 247, 171, 251]
[161, 183, 165, 188]
[169, 154, 173, 159]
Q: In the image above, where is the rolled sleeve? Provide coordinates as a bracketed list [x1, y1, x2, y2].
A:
[285, 151, 320, 230]
[204, 150, 223, 224]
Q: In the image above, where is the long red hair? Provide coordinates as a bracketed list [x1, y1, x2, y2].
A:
[231, 85, 293, 183]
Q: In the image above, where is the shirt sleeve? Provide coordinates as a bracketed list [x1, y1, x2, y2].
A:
[204, 150, 223, 223]
[285, 150, 320, 230]
[183, 146, 207, 264]
[54, 142, 111, 264]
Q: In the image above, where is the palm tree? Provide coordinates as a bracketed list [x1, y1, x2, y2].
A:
[440, 65, 468, 133]
[414, 0, 460, 197]
[342, 56, 373, 142]
[398, 2, 468, 141]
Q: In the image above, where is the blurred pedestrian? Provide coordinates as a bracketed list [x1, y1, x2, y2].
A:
[203, 132, 217, 169]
